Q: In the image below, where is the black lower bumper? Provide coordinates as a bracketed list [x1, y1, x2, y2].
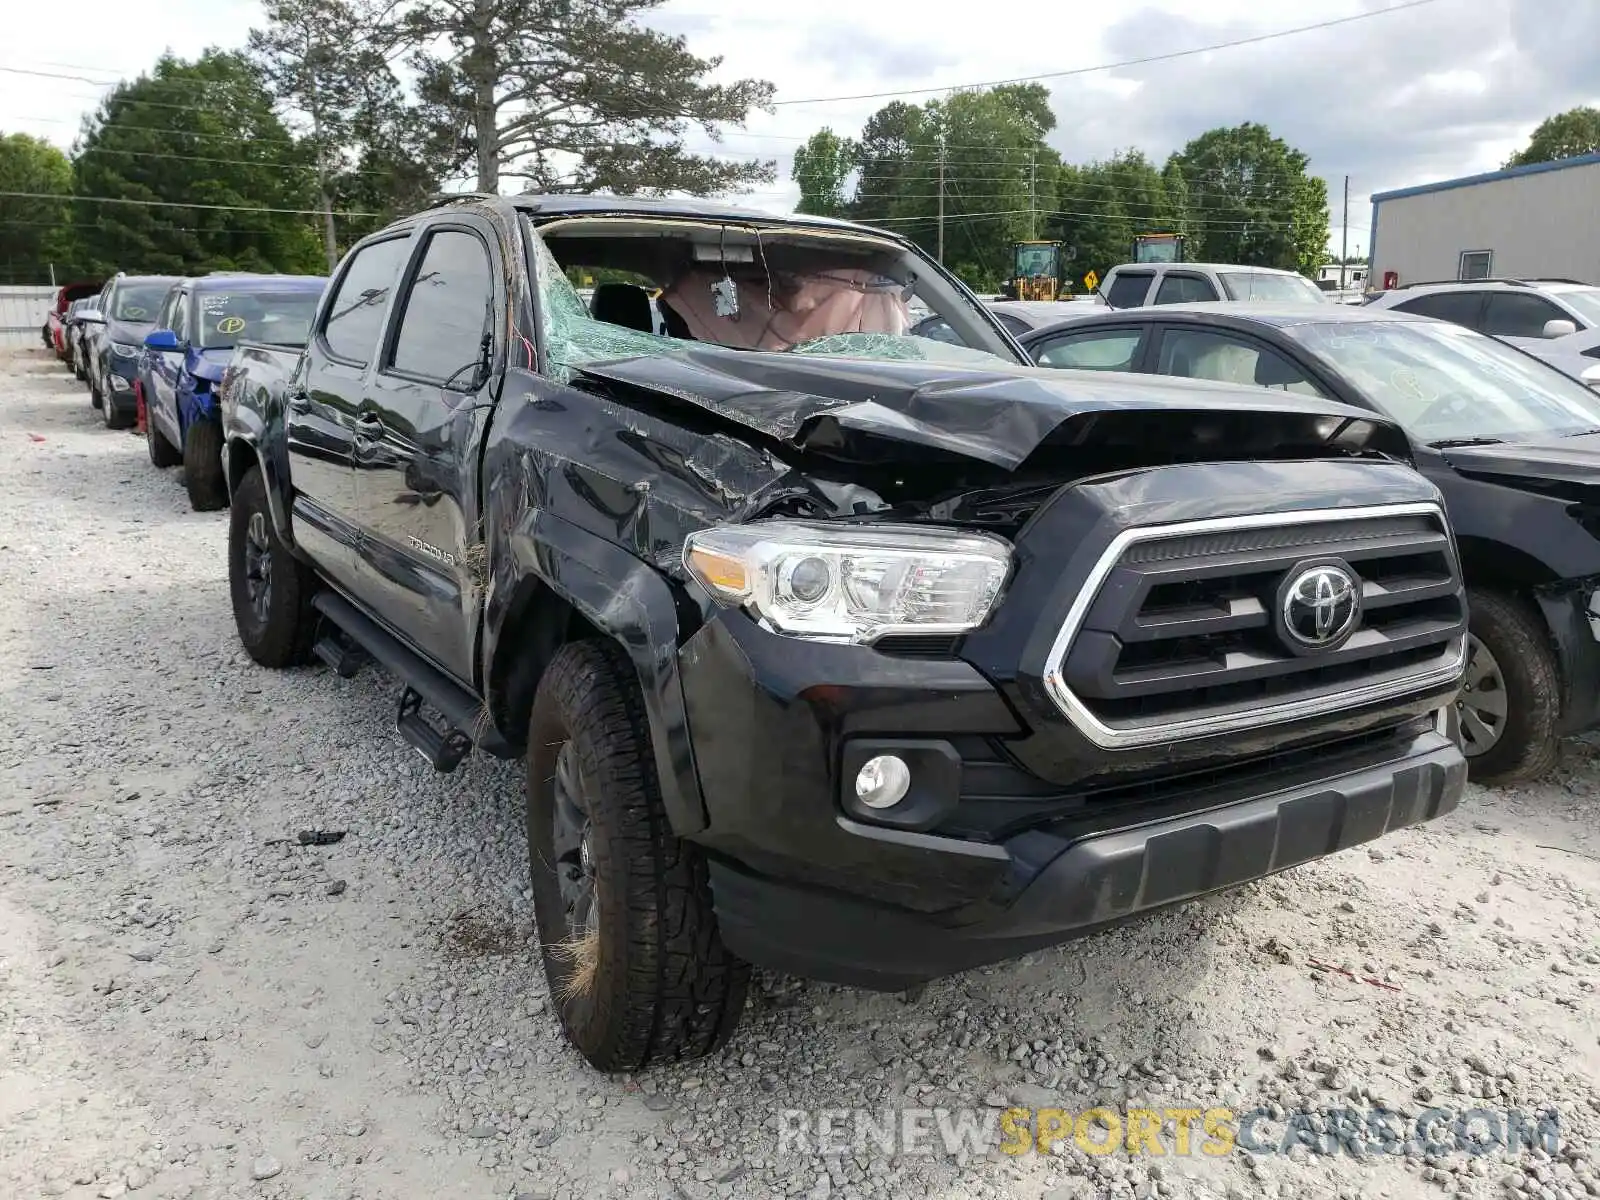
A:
[707, 725, 1464, 990]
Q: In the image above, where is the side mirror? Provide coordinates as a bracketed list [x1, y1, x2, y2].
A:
[1543, 318, 1579, 339]
[80, 311, 104, 325]
[144, 329, 181, 351]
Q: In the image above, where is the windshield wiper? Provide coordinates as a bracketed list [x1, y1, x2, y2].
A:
[1428, 436, 1505, 448]
[1561, 427, 1600, 438]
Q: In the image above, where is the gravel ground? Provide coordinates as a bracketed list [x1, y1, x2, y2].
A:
[1, 347, 1597, 1200]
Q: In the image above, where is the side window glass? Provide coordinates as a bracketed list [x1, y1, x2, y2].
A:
[993, 312, 1030, 336]
[1394, 292, 1483, 328]
[1156, 329, 1323, 396]
[171, 294, 190, 343]
[1482, 293, 1565, 339]
[1034, 329, 1142, 371]
[1106, 272, 1153, 308]
[1154, 274, 1219, 304]
[322, 236, 410, 365]
[389, 230, 495, 385]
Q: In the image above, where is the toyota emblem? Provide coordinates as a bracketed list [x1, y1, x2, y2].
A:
[1278, 561, 1361, 652]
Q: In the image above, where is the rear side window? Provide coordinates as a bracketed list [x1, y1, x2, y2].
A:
[1106, 272, 1153, 308]
[1393, 291, 1484, 329]
[1156, 328, 1323, 396]
[1154, 273, 1219, 304]
[389, 230, 495, 385]
[322, 236, 410, 365]
[1482, 292, 1567, 339]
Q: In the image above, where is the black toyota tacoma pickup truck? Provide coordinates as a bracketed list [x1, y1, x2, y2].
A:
[220, 194, 1468, 1071]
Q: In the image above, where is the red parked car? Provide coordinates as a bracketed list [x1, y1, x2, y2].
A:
[43, 280, 104, 358]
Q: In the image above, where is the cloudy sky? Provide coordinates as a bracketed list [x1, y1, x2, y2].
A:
[5, 0, 1598, 256]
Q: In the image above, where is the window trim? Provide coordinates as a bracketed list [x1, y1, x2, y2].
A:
[1149, 323, 1333, 399]
[316, 230, 417, 370]
[1030, 325, 1148, 371]
[1458, 249, 1493, 281]
[378, 220, 502, 390]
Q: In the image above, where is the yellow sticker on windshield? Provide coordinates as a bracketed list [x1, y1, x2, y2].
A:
[217, 316, 245, 335]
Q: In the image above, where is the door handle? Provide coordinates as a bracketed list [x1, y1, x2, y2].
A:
[286, 389, 311, 414]
[354, 413, 385, 438]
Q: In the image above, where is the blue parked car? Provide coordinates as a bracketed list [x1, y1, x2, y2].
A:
[89, 274, 181, 428]
[141, 273, 326, 510]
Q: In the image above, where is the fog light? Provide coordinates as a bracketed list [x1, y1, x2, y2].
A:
[854, 755, 911, 810]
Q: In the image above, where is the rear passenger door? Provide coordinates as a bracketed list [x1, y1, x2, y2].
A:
[1152, 272, 1221, 304]
[1390, 290, 1487, 332]
[1481, 292, 1571, 343]
[353, 221, 502, 683]
[292, 232, 412, 592]
[1105, 271, 1154, 308]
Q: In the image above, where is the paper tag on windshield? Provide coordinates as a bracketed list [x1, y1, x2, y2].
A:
[711, 277, 739, 319]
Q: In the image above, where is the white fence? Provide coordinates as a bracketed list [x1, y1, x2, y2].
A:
[0, 286, 55, 350]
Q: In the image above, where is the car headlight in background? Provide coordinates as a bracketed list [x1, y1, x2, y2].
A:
[684, 520, 1012, 642]
[110, 342, 141, 359]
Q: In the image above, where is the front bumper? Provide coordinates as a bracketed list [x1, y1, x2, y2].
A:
[706, 722, 1463, 990]
[681, 611, 1465, 991]
[102, 354, 139, 415]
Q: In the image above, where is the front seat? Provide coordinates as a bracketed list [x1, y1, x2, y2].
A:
[590, 283, 656, 332]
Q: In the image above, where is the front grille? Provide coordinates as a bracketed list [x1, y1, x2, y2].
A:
[1043, 504, 1466, 749]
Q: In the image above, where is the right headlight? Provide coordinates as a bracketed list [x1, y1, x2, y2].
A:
[683, 520, 1012, 643]
[110, 341, 141, 359]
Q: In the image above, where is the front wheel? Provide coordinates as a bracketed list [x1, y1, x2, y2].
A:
[1460, 589, 1561, 785]
[183, 419, 226, 510]
[228, 466, 317, 668]
[102, 382, 132, 429]
[526, 640, 749, 1071]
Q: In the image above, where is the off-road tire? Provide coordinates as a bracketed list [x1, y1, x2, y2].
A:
[1464, 588, 1561, 786]
[228, 466, 317, 668]
[526, 640, 749, 1071]
[184, 420, 227, 511]
[146, 400, 181, 468]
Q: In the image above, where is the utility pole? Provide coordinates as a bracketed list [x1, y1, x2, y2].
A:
[1340, 174, 1350, 291]
[936, 137, 945, 264]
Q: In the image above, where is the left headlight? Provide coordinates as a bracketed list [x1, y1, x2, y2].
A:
[683, 519, 1012, 643]
[110, 341, 141, 358]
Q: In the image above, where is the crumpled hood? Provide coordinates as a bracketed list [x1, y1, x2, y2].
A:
[1442, 433, 1600, 489]
[574, 346, 1408, 469]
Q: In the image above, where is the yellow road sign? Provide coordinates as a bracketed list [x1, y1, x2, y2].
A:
[1084, 270, 1100, 292]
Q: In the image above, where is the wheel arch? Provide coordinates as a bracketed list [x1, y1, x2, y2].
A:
[484, 511, 708, 835]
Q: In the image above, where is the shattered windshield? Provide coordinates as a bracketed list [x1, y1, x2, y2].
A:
[1287, 318, 1600, 443]
[527, 216, 1018, 377]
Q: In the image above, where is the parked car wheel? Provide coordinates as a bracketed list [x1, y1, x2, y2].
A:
[146, 402, 182, 469]
[183, 420, 227, 510]
[525, 640, 749, 1072]
[1460, 589, 1561, 785]
[228, 466, 317, 668]
[89, 370, 104, 411]
[102, 381, 132, 429]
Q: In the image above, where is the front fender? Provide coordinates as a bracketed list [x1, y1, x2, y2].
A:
[490, 508, 706, 835]
[223, 421, 295, 552]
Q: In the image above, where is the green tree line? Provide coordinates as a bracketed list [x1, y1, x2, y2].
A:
[793, 93, 1600, 292]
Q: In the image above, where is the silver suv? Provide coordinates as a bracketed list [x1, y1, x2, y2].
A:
[1099, 262, 1328, 309]
[1365, 277, 1600, 349]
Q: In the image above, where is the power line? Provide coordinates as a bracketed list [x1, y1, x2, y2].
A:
[0, 190, 379, 218]
[771, 0, 1443, 105]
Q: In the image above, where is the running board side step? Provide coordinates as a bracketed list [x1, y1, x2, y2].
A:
[310, 591, 513, 769]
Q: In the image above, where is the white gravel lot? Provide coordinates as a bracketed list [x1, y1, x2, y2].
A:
[0, 347, 1597, 1200]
